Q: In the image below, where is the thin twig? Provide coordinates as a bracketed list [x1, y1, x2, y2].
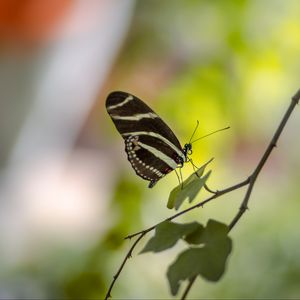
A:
[104, 232, 146, 300]
[180, 89, 300, 299]
[204, 183, 217, 194]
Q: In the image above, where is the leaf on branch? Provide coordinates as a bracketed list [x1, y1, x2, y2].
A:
[184, 218, 229, 245]
[167, 219, 232, 296]
[167, 167, 211, 210]
[140, 221, 203, 254]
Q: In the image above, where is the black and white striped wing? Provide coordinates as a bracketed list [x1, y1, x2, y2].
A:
[106, 91, 186, 188]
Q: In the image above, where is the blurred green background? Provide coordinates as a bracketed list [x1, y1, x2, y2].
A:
[0, 0, 300, 298]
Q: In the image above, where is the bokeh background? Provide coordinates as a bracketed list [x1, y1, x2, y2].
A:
[0, 0, 300, 298]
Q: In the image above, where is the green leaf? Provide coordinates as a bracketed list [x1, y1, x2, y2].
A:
[140, 221, 202, 253]
[185, 219, 229, 245]
[184, 224, 205, 245]
[167, 219, 232, 296]
[167, 169, 211, 210]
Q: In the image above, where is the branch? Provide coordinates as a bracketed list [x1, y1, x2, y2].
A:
[181, 89, 300, 299]
[105, 90, 299, 300]
[125, 177, 249, 240]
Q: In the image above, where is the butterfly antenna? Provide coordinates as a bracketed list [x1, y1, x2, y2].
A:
[188, 120, 200, 144]
[191, 126, 230, 144]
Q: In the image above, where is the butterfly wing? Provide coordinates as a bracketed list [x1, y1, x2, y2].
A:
[106, 91, 186, 187]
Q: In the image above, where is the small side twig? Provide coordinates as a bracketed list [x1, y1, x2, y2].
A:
[204, 183, 218, 194]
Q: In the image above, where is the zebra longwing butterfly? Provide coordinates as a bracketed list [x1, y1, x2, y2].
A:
[106, 91, 192, 188]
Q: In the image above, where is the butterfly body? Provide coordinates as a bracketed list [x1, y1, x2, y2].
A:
[106, 91, 190, 188]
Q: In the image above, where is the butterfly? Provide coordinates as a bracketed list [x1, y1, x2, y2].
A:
[105, 91, 196, 188]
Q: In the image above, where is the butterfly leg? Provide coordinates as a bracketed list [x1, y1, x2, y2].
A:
[188, 158, 199, 176]
[174, 169, 181, 188]
[148, 180, 157, 188]
[179, 167, 184, 190]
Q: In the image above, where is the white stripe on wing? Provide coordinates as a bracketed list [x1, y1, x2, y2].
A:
[122, 131, 186, 162]
[111, 112, 158, 121]
[137, 141, 178, 169]
[106, 95, 134, 111]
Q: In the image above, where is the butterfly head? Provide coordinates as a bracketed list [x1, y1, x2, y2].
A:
[183, 143, 192, 158]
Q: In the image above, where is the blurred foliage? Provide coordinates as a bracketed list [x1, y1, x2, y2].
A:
[62, 175, 144, 299]
[2, 0, 300, 298]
